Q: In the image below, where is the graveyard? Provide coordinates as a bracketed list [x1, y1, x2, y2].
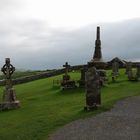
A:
[0, 27, 140, 140]
[1, 1, 140, 139]
[0, 68, 139, 140]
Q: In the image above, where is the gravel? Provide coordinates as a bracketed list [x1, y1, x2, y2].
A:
[48, 96, 140, 140]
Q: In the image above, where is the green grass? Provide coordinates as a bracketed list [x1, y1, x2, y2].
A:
[0, 69, 140, 140]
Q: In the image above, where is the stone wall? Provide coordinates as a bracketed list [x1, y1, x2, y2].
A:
[0, 62, 140, 86]
[0, 68, 65, 86]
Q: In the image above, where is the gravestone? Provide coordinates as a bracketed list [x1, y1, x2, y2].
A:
[85, 66, 101, 111]
[127, 62, 138, 81]
[136, 65, 140, 78]
[62, 62, 70, 81]
[0, 58, 20, 111]
[78, 67, 87, 88]
[112, 61, 119, 77]
[97, 69, 108, 86]
[125, 62, 132, 75]
[61, 62, 76, 90]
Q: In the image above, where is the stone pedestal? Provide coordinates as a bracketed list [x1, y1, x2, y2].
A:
[0, 88, 20, 111]
[61, 80, 76, 90]
[61, 74, 76, 90]
[0, 101, 20, 111]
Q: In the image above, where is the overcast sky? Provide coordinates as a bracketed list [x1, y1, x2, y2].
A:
[0, 0, 140, 70]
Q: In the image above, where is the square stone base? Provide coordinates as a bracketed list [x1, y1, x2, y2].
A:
[61, 80, 77, 90]
[84, 104, 101, 111]
[0, 101, 20, 111]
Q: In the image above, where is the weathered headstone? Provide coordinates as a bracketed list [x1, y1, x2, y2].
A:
[125, 62, 132, 75]
[112, 61, 119, 77]
[136, 65, 140, 78]
[127, 62, 138, 81]
[0, 58, 20, 111]
[85, 66, 101, 111]
[61, 62, 76, 90]
[78, 67, 87, 88]
[97, 69, 108, 86]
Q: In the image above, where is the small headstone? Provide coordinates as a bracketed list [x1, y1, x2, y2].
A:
[61, 62, 76, 90]
[85, 66, 101, 111]
[97, 69, 107, 86]
[112, 61, 119, 77]
[127, 62, 138, 81]
[0, 58, 20, 111]
[78, 67, 87, 88]
[136, 65, 140, 78]
[125, 62, 132, 75]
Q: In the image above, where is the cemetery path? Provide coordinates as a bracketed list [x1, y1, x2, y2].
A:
[48, 96, 140, 140]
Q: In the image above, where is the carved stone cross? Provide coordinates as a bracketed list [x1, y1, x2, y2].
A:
[63, 62, 70, 76]
[1, 58, 15, 80]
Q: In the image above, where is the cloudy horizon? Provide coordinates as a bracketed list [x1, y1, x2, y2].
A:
[0, 0, 140, 70]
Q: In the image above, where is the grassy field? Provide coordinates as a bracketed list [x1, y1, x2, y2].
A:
[0, 69, 140, 140]
[0, 70, 46, 80]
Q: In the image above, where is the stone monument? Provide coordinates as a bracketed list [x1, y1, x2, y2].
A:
[85, 66, 101, 111]
[62, 62, 70, 81]
[78, 67, 87, 88]
[127, 62, 138, 81]
[0, 58, 20, 111]
[112, 61, 119, 77]
[136, 65, 140, 78]
[88, 26, 106, 69]
[125, 61, 132, 75]
[61, 62, 76, 90]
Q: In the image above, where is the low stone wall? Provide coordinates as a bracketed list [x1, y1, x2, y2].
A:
[0, 62, 140, 86]
[0, 68, 65, 86]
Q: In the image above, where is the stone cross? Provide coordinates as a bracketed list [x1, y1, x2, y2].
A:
[63, 62, 70, 76]
[1, 58, 15, 89]
[1, 58, 17, 103]
[85, 66, 101, 111]
[0, 58, 20, 111]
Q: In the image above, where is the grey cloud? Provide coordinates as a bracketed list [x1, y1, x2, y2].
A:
[1, 18, 140, 70]
[0, 0, 22, 13]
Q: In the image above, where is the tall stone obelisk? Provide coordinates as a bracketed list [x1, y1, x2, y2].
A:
[88, 26, 106, 69]
[93, 26, 103, 62]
